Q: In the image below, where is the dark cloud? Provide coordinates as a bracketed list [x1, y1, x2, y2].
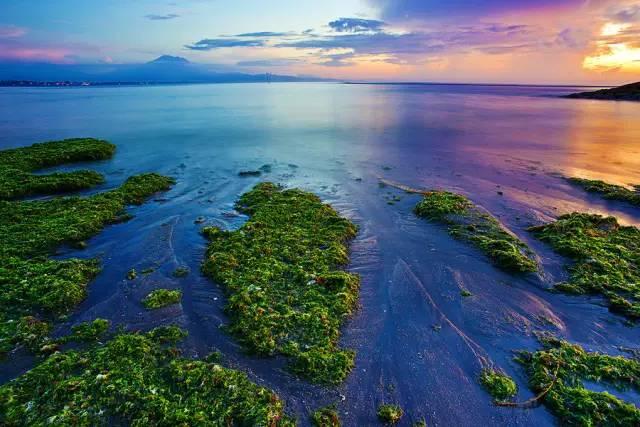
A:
[368, 0, 582, 20]
[145, 13, 180, 21]
[328, 18, 386, 33]
[185, 38, 264, 50]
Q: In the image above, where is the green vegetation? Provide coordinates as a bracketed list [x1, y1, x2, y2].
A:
[172, 266, 190, 278]
[568, 177, 640, 206]
[529, 213, 640, 319]
[0, 139, 174, 356]
[127, 268, 137, 280]
[480, 369, 517, 401]
[460, 289, 473, 297]
[377, 404, 403, 424]
[311, 405, 340, 427]
[0, 138, 115, 200]
[203, 182, 359, 384]
[66, 318, 110, 343]
[143, 289, 182, 309]
[414, 191, 537, 273]
[518, 336, 640, 426]
[0, 327, 294, 426]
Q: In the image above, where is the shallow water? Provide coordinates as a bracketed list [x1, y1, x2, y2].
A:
[1, 82, 640, 425]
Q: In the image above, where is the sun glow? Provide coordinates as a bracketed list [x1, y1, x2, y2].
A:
[600, 22, 631, 37]
[583, 22, 640, 72]
[584, 43, 640, 72]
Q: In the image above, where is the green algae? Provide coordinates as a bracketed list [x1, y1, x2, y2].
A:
[529, 213, 640, 319]
[568, 177, 640, 206]
[143, 289, 182, 309]
[311, 405, 340, 427]
[203, 182, 359, 385]
[172, 266, 190, 278]
[0, 140, 174, 356]
[480, 369, 517, 401]
[377, 404, 403, 424]
[0, 138, 115, 200]
[414, 191, 537, 273]
[0, 327, 295, 426]
[517, 336, 640, 426]
[66, 318, 110, 343]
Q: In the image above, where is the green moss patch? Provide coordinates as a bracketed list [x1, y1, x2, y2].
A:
[377, 404, 403, 424]
[312, 405, 340, 426]
[143, 289, 182, 309]
[0, 138, 115, 200]
[0, 327, 294, 426]
[203, 182, 359, 384]
[480, 369, 517, 401]
[0, 140, 174, 356]
[172, 266, 189, 278]
[529, 213, 640, 319]
[414, 191, 537, 273]
[569, 177, 640, 206]
[518, 336, 640, 426]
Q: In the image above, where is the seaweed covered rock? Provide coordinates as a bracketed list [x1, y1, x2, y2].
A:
[414, 191, 537, 273]
[0, 138, 115, 199]
[480, 369, 517, 401]
[203, 182, 359, 384]
[529, 213, 640, 319]
[568, 177, 640, 206]
[518, 336, 640, 426]
[143, 289, 182, 309]
[311, 405, 340, 426]
[377, 404, 403, 424]
[0, 140, 174, 356]
[0, 327, 294, 426]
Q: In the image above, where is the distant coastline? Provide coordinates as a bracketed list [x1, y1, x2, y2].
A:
[565, 81, 640, 101]
[344, 81, 610, 88]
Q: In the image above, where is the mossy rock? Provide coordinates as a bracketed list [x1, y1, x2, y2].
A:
[0, 138, 115, 200]
[518, 336, 640, 426]
[143, 289, 182, 309]
[377, 404, 403, 424]
[480, 368, 517, 401]
[203, 182, 359, 384]
[0, 139, 174, 356]
[530, 213, 640, 319]
[0, 327, 294, 426]
[568, 177, 640, 206]
[312, 404, 341, 426]
[414, 191, 537, 273]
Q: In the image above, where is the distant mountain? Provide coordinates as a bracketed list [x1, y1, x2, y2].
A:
[566, 82, 640, 101]
[148, 55, 190, 65]
[0, 55, 332, 84]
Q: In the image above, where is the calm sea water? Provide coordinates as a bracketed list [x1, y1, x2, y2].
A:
[1, 83, 640, 426]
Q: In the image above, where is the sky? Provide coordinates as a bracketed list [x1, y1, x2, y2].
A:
[1, 0, 640, 85]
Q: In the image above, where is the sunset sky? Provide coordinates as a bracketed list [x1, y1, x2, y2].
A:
[1, 0, 640, 85]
